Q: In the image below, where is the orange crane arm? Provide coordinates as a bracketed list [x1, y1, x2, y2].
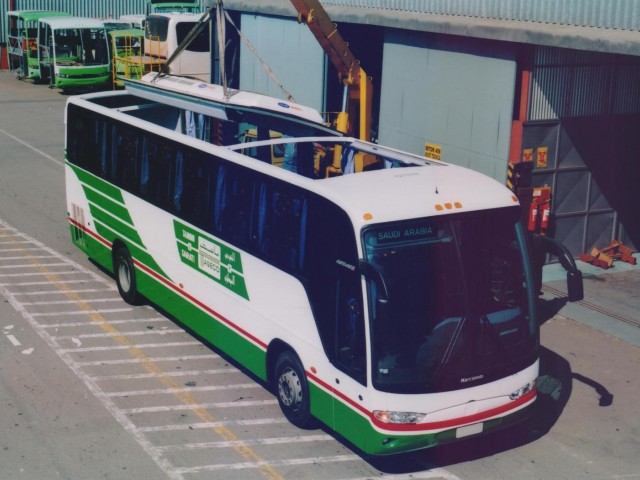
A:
[290, 0, 372, 141]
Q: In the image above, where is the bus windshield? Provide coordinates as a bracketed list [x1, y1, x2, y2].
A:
[362, 207, 537, 394]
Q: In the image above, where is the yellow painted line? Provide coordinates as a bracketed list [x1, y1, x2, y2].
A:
[19, 247, 284, 480]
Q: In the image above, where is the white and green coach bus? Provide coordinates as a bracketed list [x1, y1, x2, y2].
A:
[65, 74, 540, 455]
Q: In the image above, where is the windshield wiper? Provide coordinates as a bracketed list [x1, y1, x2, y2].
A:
[426, 316, 467, 389]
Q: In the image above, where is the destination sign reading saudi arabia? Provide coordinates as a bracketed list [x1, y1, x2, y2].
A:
[173, 220, 249, 300]
[373, 224, 439, 245]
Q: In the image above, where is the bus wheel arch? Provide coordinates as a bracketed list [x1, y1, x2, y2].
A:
[112, 242, 141, 305]
[269, 343, 315, 429]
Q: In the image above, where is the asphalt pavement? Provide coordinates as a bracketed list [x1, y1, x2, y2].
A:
[542, 254, 640, 347]
[1, 68, 639, 479]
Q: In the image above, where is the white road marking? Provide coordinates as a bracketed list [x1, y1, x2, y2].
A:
[20, 298, 123, 306]
[53, 329, 184, 340]
[6, 334, 22, 346]
[42, 317, 171, 329]
[174, 455, 359, 474]
[32, 307, 134, 316]
[75, 353, 219, 367]
[137, 418, 288, 433]
[106, 383, 260, 398]
[156, 434, 332, 451]
[0, 126, 64, 167]
[121, 399, 277, 414]
[0, 262, 67, 269]
[90, 368, 236, 381]
[60, 341, 201, 353]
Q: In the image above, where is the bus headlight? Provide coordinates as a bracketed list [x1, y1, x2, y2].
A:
[509, 379, 536, 400]
[373, 410, 426, 424]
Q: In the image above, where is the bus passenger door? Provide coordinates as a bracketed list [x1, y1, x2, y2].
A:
[306, 200, 368, 442]
[330, 269, 369, 447]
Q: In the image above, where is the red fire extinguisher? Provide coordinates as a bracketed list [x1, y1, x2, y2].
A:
[540, 199, 551, 233]
[527, 197, 538, 232]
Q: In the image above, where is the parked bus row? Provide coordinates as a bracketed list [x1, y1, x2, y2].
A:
[5, 3, 208, 92]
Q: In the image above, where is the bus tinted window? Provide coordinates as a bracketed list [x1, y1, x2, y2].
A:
[214, 165, 255, 246]
[256, 182, 308, 272]
[176, 22, 209, 52]
[146, 17, 169, 41]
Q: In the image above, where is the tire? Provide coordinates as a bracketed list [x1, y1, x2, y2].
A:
[274, 351, 314, 429]
[114, 247, 141, 305]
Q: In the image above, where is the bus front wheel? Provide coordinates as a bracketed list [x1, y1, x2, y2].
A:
[114, 246, 141, 305]
[274, 351, 314, 429]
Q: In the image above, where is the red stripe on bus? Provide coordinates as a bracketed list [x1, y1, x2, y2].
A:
[307, 366, 536, 433]
[67, 217, 268, 350]
[369, 388, 537, 432]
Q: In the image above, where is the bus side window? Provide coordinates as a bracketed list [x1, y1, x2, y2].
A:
[113, 125, 140, 191]
[214, 165, 255, 245]
[256, 182, 308, 272]
[139, 137, 174, 209]
[179, 149, 215, 231]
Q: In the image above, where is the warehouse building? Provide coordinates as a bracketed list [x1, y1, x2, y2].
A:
[2, 0, 639, 256]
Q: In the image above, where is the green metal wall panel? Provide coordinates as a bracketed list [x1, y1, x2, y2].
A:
[238, 13, 326, 111]
[378, 30, 516, 181]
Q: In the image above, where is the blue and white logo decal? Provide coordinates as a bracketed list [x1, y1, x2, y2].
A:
[277, 102, 290, 109]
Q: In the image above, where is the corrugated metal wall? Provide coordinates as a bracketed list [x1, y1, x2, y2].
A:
[238, 14, 326, 111]
[529, 46, 640, 120]
[525, 45, 640, 255]
[1, 0, 208, 41]
[378, 31, 517, 182]
[321, 0, 640, 32]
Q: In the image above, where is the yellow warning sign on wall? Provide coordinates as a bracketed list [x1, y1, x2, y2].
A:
[425, 143, 442, 161]
[537, 147, 548, 168]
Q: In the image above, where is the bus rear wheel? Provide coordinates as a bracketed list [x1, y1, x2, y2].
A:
[114, 246, 141, 305]
[274, 351, 314, 429]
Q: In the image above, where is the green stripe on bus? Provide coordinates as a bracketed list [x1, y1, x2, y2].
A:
[70, 165, 124, 204]
[83, 187, 133, 225]
[90, 204, 143, 247]
[134, 263, 266, 379]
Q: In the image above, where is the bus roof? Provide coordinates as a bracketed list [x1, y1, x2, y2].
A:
[125, 73, 328, 126]
[67, 88, 517, 230]
[38, 17, 106, 29]
[146, 13, 203, 21]
[8, 10, 68, 21]
[314, 158, 519, 228]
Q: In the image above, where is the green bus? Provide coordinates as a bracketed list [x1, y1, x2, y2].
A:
[6, 10, 67, 79]
[37, 16, 111, 92]
[147, 0, 201, 14]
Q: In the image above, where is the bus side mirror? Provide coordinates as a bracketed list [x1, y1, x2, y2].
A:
[359, 259, 389, 304]
[531, 233, 584, 302]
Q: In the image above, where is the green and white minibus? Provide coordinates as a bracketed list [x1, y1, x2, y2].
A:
[37, 16, 111, 91]
[147, 0, 201, 14]
[65, 74, 540, 455]
[6, 10, 67, 79]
